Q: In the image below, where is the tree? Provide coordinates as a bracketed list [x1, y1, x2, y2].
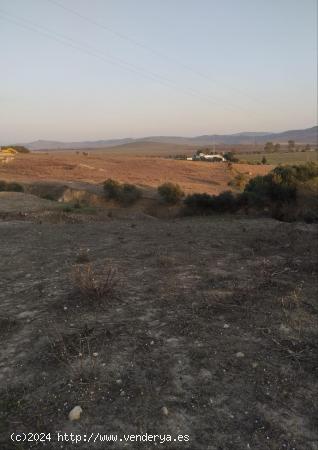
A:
[274, 143, 281, 152]
[1, 145, 30, 153]
[288, 140, 295, 151]
[264, 142, 274, 152]
[158, 182, 184, 204]
[261, 156, 267, 164]
[223, 152, 239, 163]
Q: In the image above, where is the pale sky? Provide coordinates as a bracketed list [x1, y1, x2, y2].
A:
[0, 0, 317, 143]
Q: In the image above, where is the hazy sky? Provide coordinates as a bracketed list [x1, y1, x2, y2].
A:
[0, 0, 317, 143]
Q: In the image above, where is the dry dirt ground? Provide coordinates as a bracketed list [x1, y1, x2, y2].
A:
[0, 153, 272, 195]
[0, 208, 317, 449]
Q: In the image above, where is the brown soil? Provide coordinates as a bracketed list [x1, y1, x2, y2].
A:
[0, 211, 317, 450]
[0, 153, 272, 195]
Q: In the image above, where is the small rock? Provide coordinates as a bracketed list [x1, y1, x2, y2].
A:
[252, 362, 258, 368]
[161, 406, 169, 416]
[92, 352, 98, 357]
[223, 324, 230, 329]
[68, 405, 82, 421]
[236, 352, 245, 358]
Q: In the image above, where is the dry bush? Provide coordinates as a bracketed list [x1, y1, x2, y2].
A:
[71, 263, 118, 303]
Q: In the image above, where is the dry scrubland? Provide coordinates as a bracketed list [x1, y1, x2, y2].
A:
[0, 152, 272, 196]
[0, 149, 317, 450]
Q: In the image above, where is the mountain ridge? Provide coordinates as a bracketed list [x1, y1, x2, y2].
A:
[10, 126, 318, 150]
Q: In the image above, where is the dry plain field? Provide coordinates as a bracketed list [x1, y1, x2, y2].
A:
[0, 151, 272, 196]
[240, 151, 318, 165]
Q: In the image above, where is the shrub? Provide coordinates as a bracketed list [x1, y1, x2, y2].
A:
[228, 172, 249, 190]
[103, 179, 122, 200]
[213, 191, 238, 212]
[272, 162, 318, 184]
[0, 181, 24, 193]
[103, 179, 141, 205]
[224, 152, 239, 163]
[243, 163, 318, 207]
[242, 162, 318, 218]
[184, 191, 239, 213]
[119, 183, 141, 205]
[5, 182, 24, 192]
[184, 193, 215, 210]
[158, 182, 184, 204]
[244, 174, 296, 206]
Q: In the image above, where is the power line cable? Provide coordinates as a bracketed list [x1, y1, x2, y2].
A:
[45, 0, 273, 108]
[0, 7, 256, 116]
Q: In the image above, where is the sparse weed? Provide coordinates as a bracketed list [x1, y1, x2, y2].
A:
[281, 283, 303, 311]
[280, 283, 305, 334]
[71, 263, 118, 303]
[48, 329, 101, 382]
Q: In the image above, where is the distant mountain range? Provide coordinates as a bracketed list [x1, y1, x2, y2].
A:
[17, 126, 318, 150]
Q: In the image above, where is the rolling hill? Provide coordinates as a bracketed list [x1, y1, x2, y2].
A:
[14, 125, 318, 150]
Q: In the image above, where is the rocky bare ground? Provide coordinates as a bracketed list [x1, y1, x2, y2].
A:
[0, 214, 317, 449]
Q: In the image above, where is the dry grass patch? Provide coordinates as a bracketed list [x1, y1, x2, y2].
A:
[71, 262, 118, 304]
[48, 329, 102, 383]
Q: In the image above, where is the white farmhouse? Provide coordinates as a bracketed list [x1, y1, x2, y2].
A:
[200, 153, 226, 162]
[186, 153, 226, 162]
